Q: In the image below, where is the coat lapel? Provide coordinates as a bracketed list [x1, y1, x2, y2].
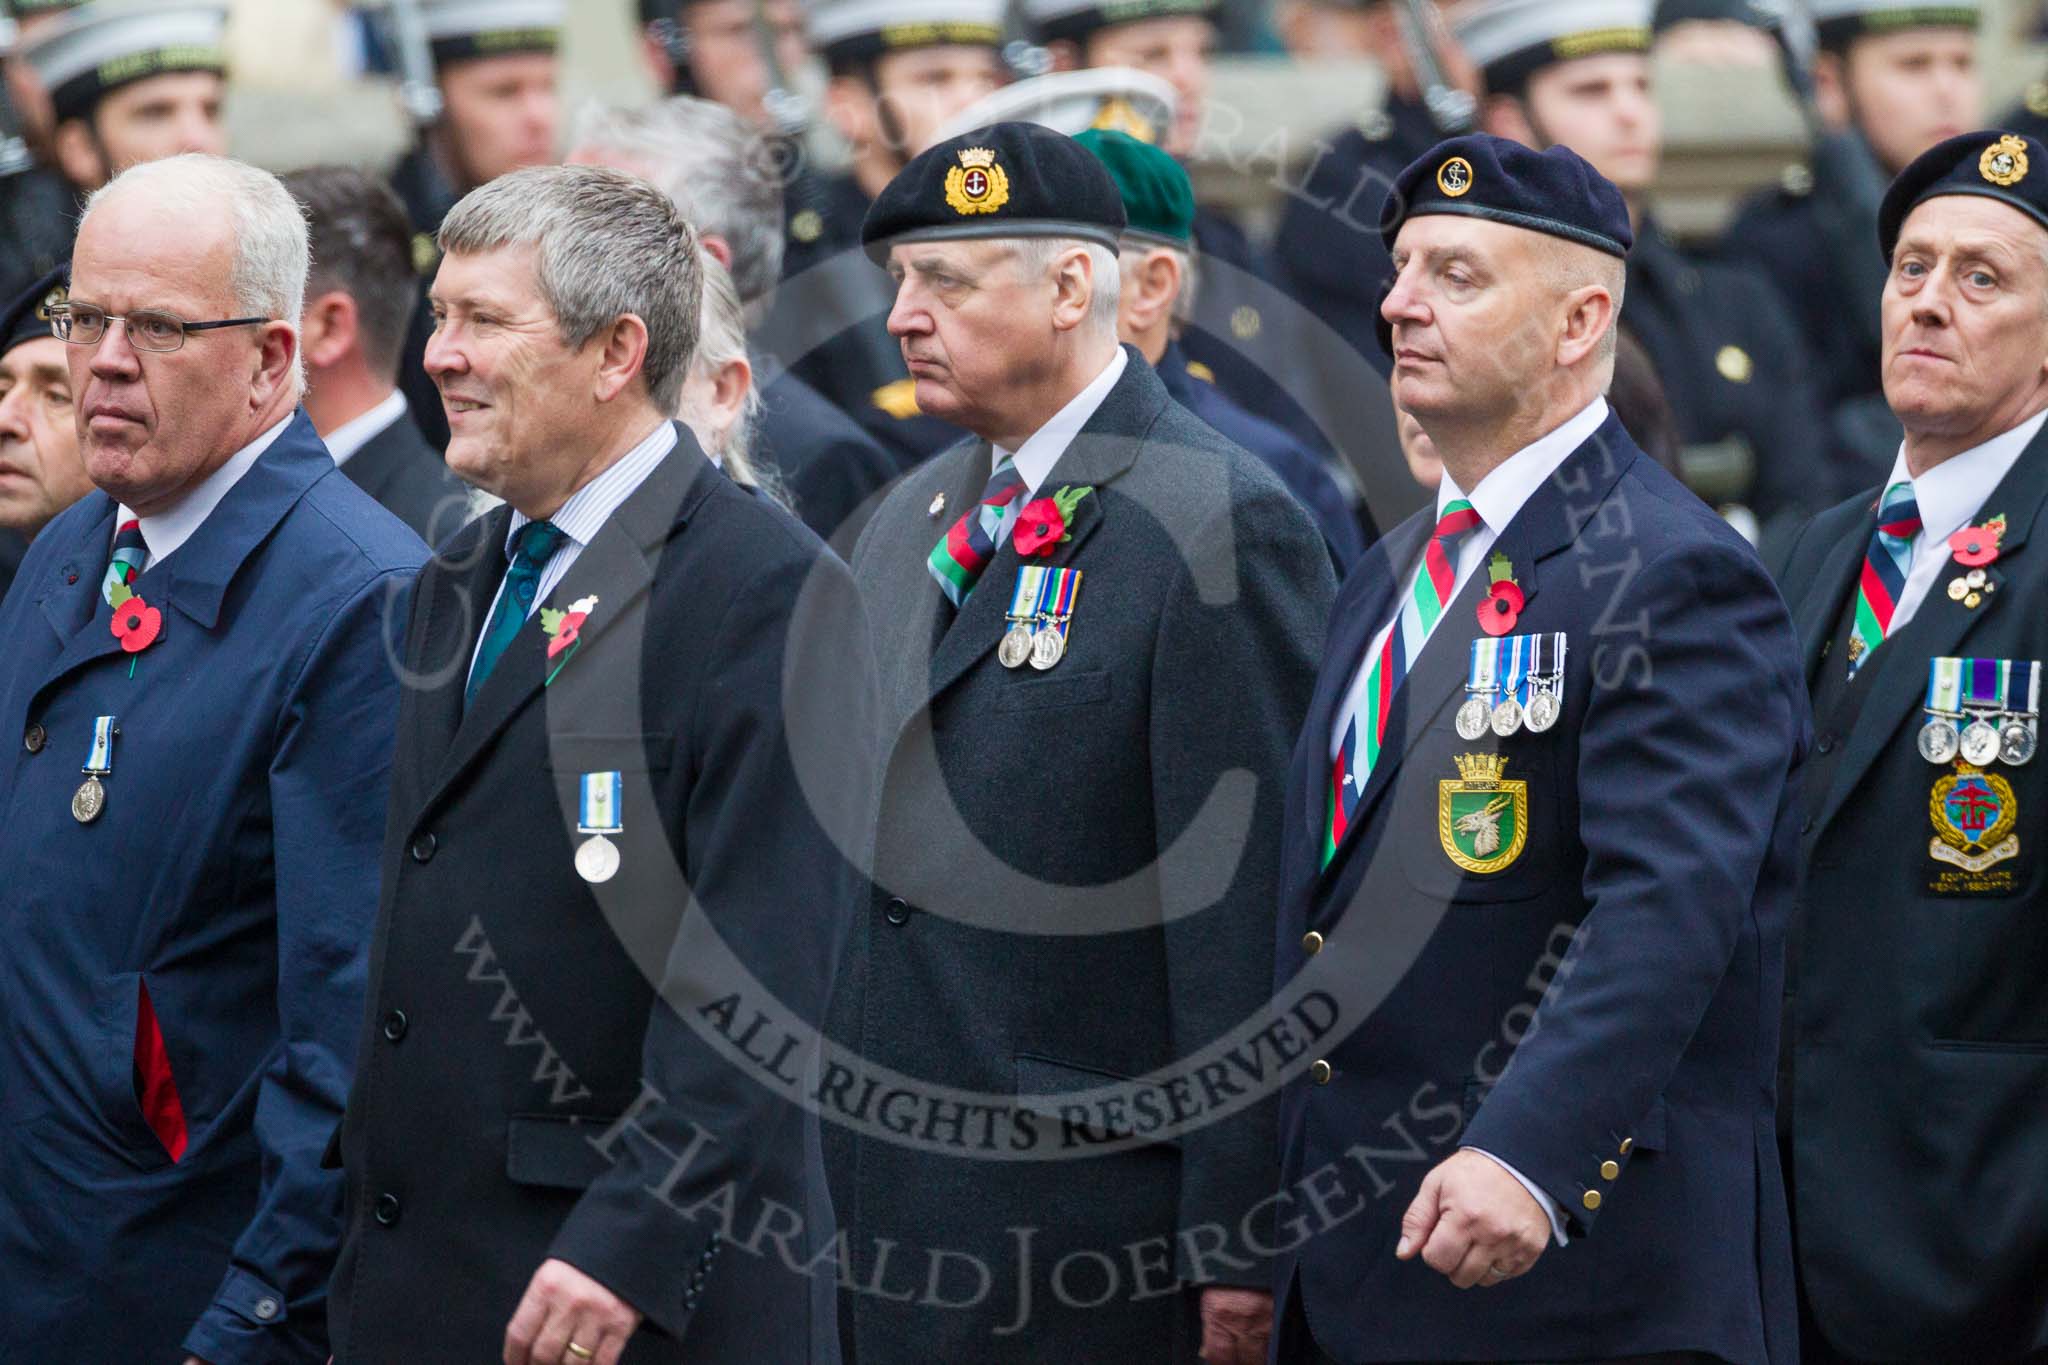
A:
[1296, 513, 1424, 853]
[1795, 506, 1871, 683]
[414, 430, 718, 819]
[1319, 415, 1640, 882]
[34, 413, 331, 693]
[1811, 434, 2048, 839]
[923, 348, 1157, 708]
[404, 506, 510, 779]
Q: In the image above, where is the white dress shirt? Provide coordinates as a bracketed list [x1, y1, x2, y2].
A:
[1330, 397, 1609, 761]
[991, 347, 1127, 495]
[116, 413, 294, 566]
[1879, 408, 2044, 637]
[466, 420, 678, 684]
[321, 390, 410, 468]
[1326, 396, 1611, 1249]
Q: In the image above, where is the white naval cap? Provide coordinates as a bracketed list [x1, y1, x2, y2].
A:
[932, 67, 1175, 146]
[20, 1, 227, 124]
[803, 0, 1006, 72]
[1807, 0, 1977, 51]
[1016, 0, 1217, 47]
[412, 0, 564, 67]
[1449, 0, 1651, 92]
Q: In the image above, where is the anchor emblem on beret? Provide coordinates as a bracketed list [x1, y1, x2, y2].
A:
[1437, 156, 1474, 198]
[945, 147, 1011, 216]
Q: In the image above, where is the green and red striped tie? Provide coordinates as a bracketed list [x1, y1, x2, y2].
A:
[1324, 499, 1482, 866]
[102, 518, 147, 605]
[1848, 481, 1921, 678]
[929, 456, 1028, 607]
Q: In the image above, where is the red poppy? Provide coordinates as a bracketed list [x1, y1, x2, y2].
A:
[1949, 525, 2002, 568]
[110, 596, 161, 653]
[1478, 582, 1521, 637]
[1013, 499, 1067, 558]
[547, 610, 588, 660]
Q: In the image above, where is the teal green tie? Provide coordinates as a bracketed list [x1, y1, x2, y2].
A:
[467, 520, 567, 707]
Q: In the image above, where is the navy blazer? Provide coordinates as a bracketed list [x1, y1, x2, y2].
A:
[0, 411, 425, 1364]
[1273, 415, 1805, 1364]
[1775, 427, 2048, 1359]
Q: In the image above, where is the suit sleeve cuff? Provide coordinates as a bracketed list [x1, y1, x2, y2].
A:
[1463, 1146, 1569, 1247]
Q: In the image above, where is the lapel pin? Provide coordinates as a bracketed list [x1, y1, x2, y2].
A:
[928, 492, 947, 520]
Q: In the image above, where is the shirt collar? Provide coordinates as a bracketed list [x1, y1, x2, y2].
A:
[322, 389, 410, 468]
[506, 420, 678, 554]
[1884, 408, 2047, 545]
[993, 347, 1128, 497]
[118, 413, 295, 565]
[1438, 397, 1610, 536]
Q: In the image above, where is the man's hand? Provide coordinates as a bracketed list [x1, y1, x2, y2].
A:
[1197, 1285, 1273, 1365]
[503, 1258, 643, 1365]
[1395, 1149, 1551, 1289]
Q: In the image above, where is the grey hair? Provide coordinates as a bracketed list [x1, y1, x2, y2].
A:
[83, 153, 310, 394]
[684, 250, 783, 506]
[1011, 237, 1122, 333]
[1532, 236, 1626, 370]
[439, 164, 701, 413]
[568, 97, 784, 316]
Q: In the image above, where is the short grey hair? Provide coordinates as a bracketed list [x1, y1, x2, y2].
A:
[1532, 236, 1627, 370]
[83, 153, 310, 393]
[569, 97, 784, 313]
[439, 164, 702, 413]
[1012, 237, 1121, 333]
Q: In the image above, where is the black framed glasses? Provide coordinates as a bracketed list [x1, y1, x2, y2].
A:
[51, 302, 270, 354]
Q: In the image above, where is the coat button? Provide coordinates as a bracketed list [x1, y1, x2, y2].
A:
[22, 723, 45, 754]
[409, 832, 437, 863]
[1619, 1137, 1633, 1155]
[1799, 817, 1813, 836]
[1308, 1059, 1332, 1085]
[254, 1296, 279, 1320]
[374, 1192, 402, 1226]
[883, 897, 911, 926]
[1301, 931, 1324, 955]
[1582, 1190, 1602, 1212]
[1815, 732, 1836, 755]
[382, 1009, 409, 1042]
[1600, 1160, 1620, 1180]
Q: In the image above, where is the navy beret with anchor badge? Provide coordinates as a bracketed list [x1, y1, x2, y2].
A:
[1372, 133, 1631, 359]
[1380, 132, 1635, 260]
[1878, 129, 2048, 262]
[861, 121, 1128, 265]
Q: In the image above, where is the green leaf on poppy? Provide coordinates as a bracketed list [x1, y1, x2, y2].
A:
[538, 607, 567, 636]
[1487, 552, 1515, 585]
[1051, 485, 1093, 520]
[109, 581, 133, 608]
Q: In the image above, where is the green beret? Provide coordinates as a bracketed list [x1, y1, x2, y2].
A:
[1073, 128, 1193, 247]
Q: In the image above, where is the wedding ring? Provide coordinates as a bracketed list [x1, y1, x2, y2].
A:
[565, 1343, 596, 1361]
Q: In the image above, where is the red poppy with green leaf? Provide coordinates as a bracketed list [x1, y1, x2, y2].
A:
[1014, 485, 1094, 558]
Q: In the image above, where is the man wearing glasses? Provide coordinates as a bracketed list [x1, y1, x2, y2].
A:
[0, 153, 424, 1365]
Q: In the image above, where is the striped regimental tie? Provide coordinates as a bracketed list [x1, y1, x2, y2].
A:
[1847, 480, 1921, 678]
[928, 456, 1028, 608]
[1324, 499, 1484, 866]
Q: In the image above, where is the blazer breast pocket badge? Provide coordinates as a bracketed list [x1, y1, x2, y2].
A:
[1926, 763, 2021, 896]
[1439, 753, 1528, 874]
